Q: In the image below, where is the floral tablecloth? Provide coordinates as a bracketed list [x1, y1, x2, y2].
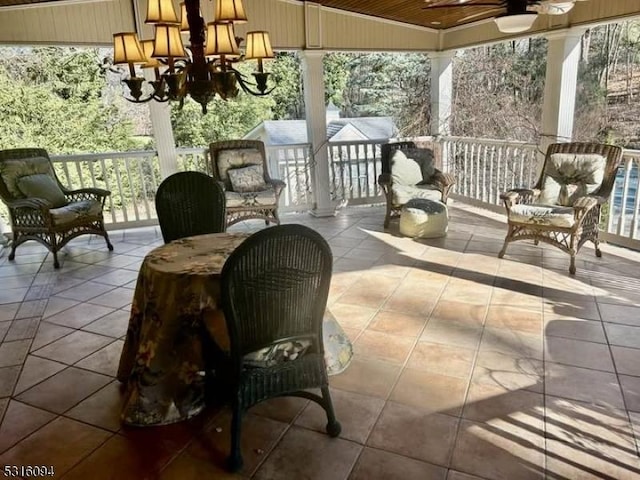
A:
[117, 232, 353, 427]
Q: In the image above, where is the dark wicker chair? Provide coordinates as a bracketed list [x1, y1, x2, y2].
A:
[378, 141, 456, 228]
[218, 224, 341, 471]
[208, 140, 285, 227]
[155, 171, 226, 243]
[499, 142, 623, 274]
[0, 148, 112, 268]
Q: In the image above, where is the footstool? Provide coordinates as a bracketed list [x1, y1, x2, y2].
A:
[399, 198, 448, 238]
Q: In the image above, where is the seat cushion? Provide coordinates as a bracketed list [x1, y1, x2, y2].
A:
[0, 157, 57, 199]
[17, 174, 67, 208]
[538, 153, 606, 206]
[400, 199, 448, 238]
[390, 150, 422, 186]
[49, 199, 103, 226]
[228, 164, 267, 193]
[392, 184, 441, 206]
[509, 203, 575, 228]
[216, 148, 264, 188]
[225, 188, 276, 208]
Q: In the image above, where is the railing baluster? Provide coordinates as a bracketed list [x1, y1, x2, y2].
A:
[617, 158, 633, 236]
[136, 157, 152, 221]
[75, 161, 85, 189]
[99, 158, 117, 224]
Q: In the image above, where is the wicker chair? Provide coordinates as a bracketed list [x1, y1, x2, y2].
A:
[378, 141, 456, 228]
[155, 171, 226, 243]
[0, 148, 113, 268]
[218, 224, 341, 471]
[208, 140, 285, 227]
[498, 142, 623, 274]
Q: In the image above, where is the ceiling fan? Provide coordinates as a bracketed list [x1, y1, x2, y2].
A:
[423, 0, 585, 33]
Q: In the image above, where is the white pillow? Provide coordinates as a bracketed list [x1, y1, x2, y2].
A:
[228, 164, 268, 193]
[390, 150, 422, 186]
[539, 153, 606, 206]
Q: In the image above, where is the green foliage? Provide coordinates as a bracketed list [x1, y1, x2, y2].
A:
[0, 47, 136, 154]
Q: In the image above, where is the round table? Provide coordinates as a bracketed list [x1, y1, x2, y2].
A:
[117, 232, 352, 427]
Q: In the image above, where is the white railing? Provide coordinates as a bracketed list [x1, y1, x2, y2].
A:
[605, 150, 640, 247]
[328, 140, 384, 204]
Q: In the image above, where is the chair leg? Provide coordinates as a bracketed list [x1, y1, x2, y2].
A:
[104, 231, 114, 251]
[272, 209, 281, 225]
[569, 255, 576, 275]
[321, 385, 341, 437]
[227, 402, 244, 472]
[8, 243, 16, 261]
[594, 238, 602, 258]
[50, 234, 60, 269]
[498, 237, 509, 258]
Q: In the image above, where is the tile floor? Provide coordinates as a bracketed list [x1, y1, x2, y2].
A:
[1, 204, 640, 479]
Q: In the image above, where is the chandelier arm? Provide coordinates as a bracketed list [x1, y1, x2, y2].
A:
[232, 69, 276, 97]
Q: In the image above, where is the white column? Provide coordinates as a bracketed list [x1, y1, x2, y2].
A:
[144, 70, 179, 179]
[540, 28, 586, 153]
[429, 51, 454, 137]
[301, 50, 335, 217]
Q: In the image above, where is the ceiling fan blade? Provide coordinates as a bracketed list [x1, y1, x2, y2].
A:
[423, 3, 503, 9]
[456, 7, 504, 22]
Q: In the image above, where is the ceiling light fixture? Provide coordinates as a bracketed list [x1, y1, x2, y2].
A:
[494, 12, 538, 33]
[112, 0, 275, 113]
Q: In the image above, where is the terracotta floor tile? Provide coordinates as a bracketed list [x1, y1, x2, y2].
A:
[382, 285, 439, 317]
[367, 310, 427, 337]
[338, 276, 401, 309]
[0, 366, 20, 397]
[620, 374, 640, 413]
[479, 327, 543, 360]
[472, 350, 543, 393]
[295, 388, 384, 444]
[545, 438, 640, 480]
[406, 342, 475, 379]
[44, 302, 115, 329]
[485, 306, 543, 335]
[0, 303, 21, 322]
[14, 298, 48, 319]
[604, 323, 640, 349]
[87, 287, 134, 309]
[545, 363, 625, 409]
[329, 357, 401, 399]
[353, 330, 415, 364]
[545, 336, 615, 372]
[430, 300, 488, 326]
[75, 340, 124, 376]
[367, 401, 458, 467]
[451, 418, 545, 480]
[66, 381, 127, 432]
[30, 321, 74, 351]
[329, 303, 377, 330]
[599, 303, 640, 327]
[420, 320, 483, 350]
[253, 426, 361, 480]
[13, 355, 66, 395]
[543, 317, 607, 344]
[16, 366, 112, 413]
[0, 400, 56, 453]
[0, 340, 31, 367]
[349, 447, 446, 480]
[611, 345, 640, 377]
[463, 383, 544, 429]
[545, 396, 636, 454]
[0, 416, 111, 477]
[33, 330, 114, 365]
[249, 396, 309, 424]
[82, 310, 131, 338]
[4, 317, 39, 342]
[390, 368, 468, 416]
[544, 300, 601, 321]
[446, 470, 485, 480]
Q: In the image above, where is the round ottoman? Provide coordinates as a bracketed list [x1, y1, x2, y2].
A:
[399, 198, 448, 238]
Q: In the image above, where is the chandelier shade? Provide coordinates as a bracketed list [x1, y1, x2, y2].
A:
[205, 22, 240, 57]
[215, 0, 248, 23]
[146, 0, 180, 24]
[494, 13, 538, 33]
[113, 0, 276, 113]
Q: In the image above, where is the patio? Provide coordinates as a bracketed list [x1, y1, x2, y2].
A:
[1, 203, 640, 479]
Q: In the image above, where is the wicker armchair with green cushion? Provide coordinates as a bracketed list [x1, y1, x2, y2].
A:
[0, 148, 113, 268]
[208, 140, 285, 227]
[217, 224, 341, 471]
[378, 141, 456, 228]
[155, 171, 226, 243]
[499, 142, 623, 274]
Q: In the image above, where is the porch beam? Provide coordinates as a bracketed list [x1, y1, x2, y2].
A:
[540, 28, 586, 153]
[301, 50, 336, 217]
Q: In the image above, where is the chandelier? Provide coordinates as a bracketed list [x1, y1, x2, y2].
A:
[112, 0, 275, 113]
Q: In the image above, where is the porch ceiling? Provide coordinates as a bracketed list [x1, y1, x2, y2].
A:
[0, 0, 62, 6]
[308, 0, 505, 29]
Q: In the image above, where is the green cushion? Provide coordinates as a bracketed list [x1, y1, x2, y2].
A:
[17, 174, 67, 208]
[0, 157, 56, 199]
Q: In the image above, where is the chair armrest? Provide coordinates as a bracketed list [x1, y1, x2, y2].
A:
[500, 188, 540, 203]
[7, 198, 52, 211]
[6, 198, 52, 227]
[378, 173, 392, 186]
[64, 187, 110, 203]
[572, 195, 604, 210]
[430, 171, 456, 189]
[267, 179, 286, 195]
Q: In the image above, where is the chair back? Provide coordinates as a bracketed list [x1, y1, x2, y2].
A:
[209, 140, 271, 191]
[535, 143, 623, 204]
[155, 171, 226, 243]
[220, 224, 333, 364]
[381, 141, 416, 175]
[0, 148, 63, 203]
